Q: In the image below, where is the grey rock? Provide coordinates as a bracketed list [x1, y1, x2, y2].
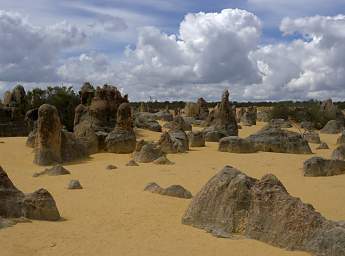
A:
[336, 131, 345, 145]
[126, 160, 139, 166]
[187, 131, 205, 147]
[67, 180, 83, 189]
[144, 183, 192, 199]
[303, 157, 345, 177]
[332, 144, 345, 161]
[106, 165, 117, 170]
[182, 165, 345, 256]
[317, 142, 329, 150]
[33, 165, 70, 177]
[218, 136, 257, 153]
[303, 130, 321, 144]
[153, 156, 174, 165]
[320, 120, 344, 134]
[158, 130, 189, 153]
[134, 141, 164, 163]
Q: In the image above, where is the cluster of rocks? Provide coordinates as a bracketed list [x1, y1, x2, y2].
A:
[30, 104, 89, 166]
[0, 85, 29, 137]
[163, 116, 192, 132]
[238, 106, 257, 126]
[184, 98, 209, 120]
[134, 112, 162, 132]
[202, 90, 238, 142]
[219, 127, 311, 154]
[144, 182, 192, 199]
[182, 166, 345, 255]
[74, 84, 131, 154]
[0, 166, 61, 227]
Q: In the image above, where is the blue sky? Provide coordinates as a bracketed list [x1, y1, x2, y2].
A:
[1, 0, 345, 101]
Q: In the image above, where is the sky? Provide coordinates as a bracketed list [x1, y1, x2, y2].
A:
[0, 0, 345, 102]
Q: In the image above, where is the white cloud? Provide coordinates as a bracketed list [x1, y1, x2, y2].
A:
[0, 10, 86, 83]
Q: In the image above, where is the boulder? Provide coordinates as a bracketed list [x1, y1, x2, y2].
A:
[303, 130, 321, 144]
[320, 120, 344, 134]
[134, 112, 162, 132]
[126, 159, 139, 166]
[331, 144, 345, 161]
[203, 90, 238, 141]
[247, 128, 312, 154]
[317, 142, 329, 150]
[144, 183, 192, 199]
[133, 140, 164, 163]
[182, 166, 345, 256]
[22, 189, 60, 221]
[158, 130, 189, 154]
[218, 136, 257, 153]
[0, 166, 60, 221]
[153, 156, 174, 165]
[187, 131, 205, 147]
[67, 180, 83, 189]
[303, 157, 345, 177]
[163, 116, 192, 131]
[268, 119, 292, 128]
[105, 103, 136, 154]
[337, 131, 345, 145]
[34, 104, 62, 165]
[61, 131, 88, 162]
[33, 165, 70, 177]
[240, 106, 257, 126]
[154, 110, 173, 121]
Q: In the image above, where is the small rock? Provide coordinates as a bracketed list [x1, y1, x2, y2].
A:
[67, 180, 83, 189]
[317, 142, 329, 150]
[144, 182, 192, 199]
[33, 165, 71, 177]
[106, 165, 117, 170]
[153, 156, 174, 165]
[126, 160, 139, 166]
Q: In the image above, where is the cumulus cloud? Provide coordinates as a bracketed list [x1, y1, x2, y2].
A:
[2, 7, 345, 101]
[0, 10, 86, 83]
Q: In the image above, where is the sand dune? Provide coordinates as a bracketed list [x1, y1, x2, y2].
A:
[0, 122, 344, 256]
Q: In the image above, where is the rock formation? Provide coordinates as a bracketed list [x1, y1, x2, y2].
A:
[187, 131, 205, 147]
[219, 136, 257, 153]
[163, 116, 192, 131]
[182, 166, 345, 256]
[332, 144, 345, 161]
[303, 130, 321, 144]
[34, 104, 63, 165]
[317, 142, 329, 150]
[67, 180, 83, 189]
[268, 119, 292, 129]
[158, 129, 189, 153]
[202, 90, 238, 142]
[320, 120, 344, 134]
[33, 165, 71, 177]
[0, 85, 29, 137]
[74, 84, 128, 153]
[184, 98, 209, 120]
[240, 106, 257, 126]
[337, 131, 345, 145]
[133, 140, 164, 163]
[153, 156, 174, 165]
[144, 183, 192, 199]
[247, 127, 312, 154]
[0, 166, 60, 222]
[134, 112, 162, 132]
[33, 104, 89, 165]
[304, 157, 345, 177]
[105, 103, 136, 153]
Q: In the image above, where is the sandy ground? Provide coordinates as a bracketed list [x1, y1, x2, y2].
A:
[0, 122, 344, 256]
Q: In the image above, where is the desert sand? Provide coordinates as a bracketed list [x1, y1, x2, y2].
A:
[0, 122, 344, 256]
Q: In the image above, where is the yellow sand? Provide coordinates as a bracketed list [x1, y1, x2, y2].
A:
[0, 122, 344, 256]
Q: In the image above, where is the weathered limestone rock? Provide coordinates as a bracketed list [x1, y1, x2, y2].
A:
[337, 131, 345, 145]
[126, 159, 139, 166]
[247, 128, 312, 154]
[241, 106, 257, 126]
[105, 103, 136, 154]
[219, 136, 257, 153]
[134, 112, 162, 132]
[268, 119, 292, 128]
[133, 140, 164, 163]
[67, 180, 83, 189]
[144, 183, 192, 199]
[303, 130, 321, 144]
[163, 116, 192, 131]
[153, 156, 174, 165]
[182, 166, 345, 256]
[203, 90, 238, 142]
[303, 157, 345, 177]
[332, 144, 345, 161]
[320, 120, 344, 134]
[34, 104, 62, 165]
[317, 142, 329, 150]
[158, 130, 189, 154]
[187, 131, 205, 147]
[33, 165, 71, 177]
[184, 98, 209, 120]
[0, 166, 60, 222]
